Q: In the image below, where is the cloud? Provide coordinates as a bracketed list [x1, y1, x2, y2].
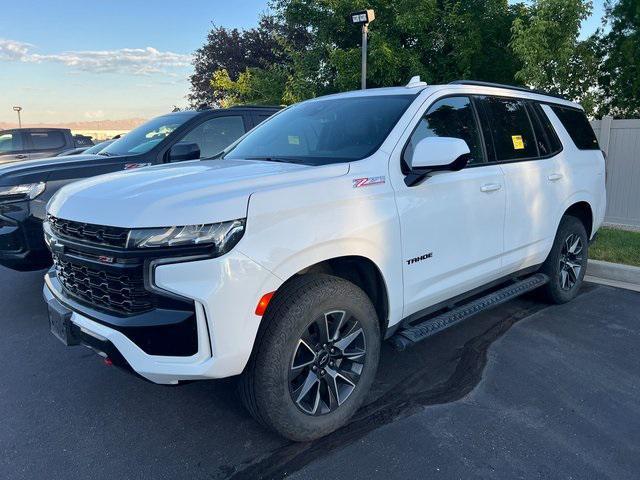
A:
[0, 38, 191, 75]
[84, 110, 105, 119]
[0, 39, 32, 61]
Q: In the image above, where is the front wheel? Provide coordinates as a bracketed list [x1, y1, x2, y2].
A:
[239, 274, 381, 441]
[539, 215, 588, 304]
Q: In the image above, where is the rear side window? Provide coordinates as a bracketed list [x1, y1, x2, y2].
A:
[28, 131, 66, 150]
[255, 114, 272, 126]
[550, 106, 599, 150]
[0, 132, 23, 153]
[477, 97, 537, 161]
[531, 103, 563, 154]
[527, 103, 562, 157]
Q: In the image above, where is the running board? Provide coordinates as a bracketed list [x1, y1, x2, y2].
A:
[389, 273, 550, 351]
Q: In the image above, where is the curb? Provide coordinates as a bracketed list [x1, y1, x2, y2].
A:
[587, 259, 640, 285]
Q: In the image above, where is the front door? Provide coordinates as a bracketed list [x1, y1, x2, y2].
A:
[395, 96, 506, 316]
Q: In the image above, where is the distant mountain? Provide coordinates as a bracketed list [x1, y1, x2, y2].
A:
[0, 118, 147, 130]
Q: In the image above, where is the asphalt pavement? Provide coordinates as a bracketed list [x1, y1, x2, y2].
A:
[1, 267, 639, 480]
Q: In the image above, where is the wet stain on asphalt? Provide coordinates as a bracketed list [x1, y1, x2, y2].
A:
[219, 288, 589, 480]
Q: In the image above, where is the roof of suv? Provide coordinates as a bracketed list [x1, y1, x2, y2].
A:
[313, 80, 581, 109]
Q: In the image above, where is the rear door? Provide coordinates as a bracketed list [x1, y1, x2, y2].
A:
[475, 96, 563, 271]
[0, 131, 28, 164]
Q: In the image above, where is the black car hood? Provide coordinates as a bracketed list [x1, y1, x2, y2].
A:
[0, 154, 129, 187]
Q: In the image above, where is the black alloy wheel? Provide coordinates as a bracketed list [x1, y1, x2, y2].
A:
[289, 310, 366, 415]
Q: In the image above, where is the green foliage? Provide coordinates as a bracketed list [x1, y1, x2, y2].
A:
[590, 227, 640, 267]
[511, 0, 595, 104]
[191, 0, 640, 118]
[598, 0, 640, 117]
[210, 68, 288, 107]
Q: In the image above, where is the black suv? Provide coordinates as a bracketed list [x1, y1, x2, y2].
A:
[0, 106, 279, 271]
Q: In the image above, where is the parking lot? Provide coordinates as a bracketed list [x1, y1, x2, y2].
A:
[1, 267, 639, 479]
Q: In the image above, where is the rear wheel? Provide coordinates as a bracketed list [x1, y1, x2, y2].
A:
[539, 215, 588, 304]
[239, 274, 380, 441]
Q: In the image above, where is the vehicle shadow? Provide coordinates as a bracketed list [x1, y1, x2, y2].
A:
[218, 285, 598, 480]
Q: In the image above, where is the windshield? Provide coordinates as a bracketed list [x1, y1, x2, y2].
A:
[100, 112, 196, 156]
[84, 140, 113, 154]
[224, 95, 416, 165]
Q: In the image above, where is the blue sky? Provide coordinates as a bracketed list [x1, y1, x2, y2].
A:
[0, 0, 606, 124]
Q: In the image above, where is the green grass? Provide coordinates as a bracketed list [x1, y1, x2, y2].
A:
[590, 227, 640, 267]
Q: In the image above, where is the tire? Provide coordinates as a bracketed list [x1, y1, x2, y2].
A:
[539, 215, 588, 304]
[239, 274, 381, 441]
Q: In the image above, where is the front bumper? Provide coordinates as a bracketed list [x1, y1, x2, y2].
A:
[44, 250, 282, 384]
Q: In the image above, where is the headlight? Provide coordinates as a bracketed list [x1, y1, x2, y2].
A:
[0, 182, 46, 202]
[126, 219, 245, 253]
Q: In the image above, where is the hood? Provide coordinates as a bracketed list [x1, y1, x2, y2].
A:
[48, 159, 350, 228]
[0, 154, 105, 186]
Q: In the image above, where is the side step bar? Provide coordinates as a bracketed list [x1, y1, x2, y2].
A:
[389, 273, 550, 351]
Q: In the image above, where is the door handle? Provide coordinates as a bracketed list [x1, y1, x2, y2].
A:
[480, 183, 502, 193]
[548, 173, 563, 182]
[15, 154, 27, 159]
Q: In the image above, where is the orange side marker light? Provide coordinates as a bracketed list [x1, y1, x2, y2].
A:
[255, 292, 275, 316]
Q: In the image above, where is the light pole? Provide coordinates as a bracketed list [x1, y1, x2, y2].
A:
[349, 9, 375, 90]
[12, 106, 22, 128]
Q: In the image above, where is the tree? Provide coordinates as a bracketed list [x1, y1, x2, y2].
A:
[511, 0, 596, 106]
[271, 0, 524, 91]
[187, 17, 286, 107]
[598, 0, 640, 117]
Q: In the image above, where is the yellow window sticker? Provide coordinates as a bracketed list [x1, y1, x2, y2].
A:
[288, 135, 300, 145]
[512, 135, 525, 150]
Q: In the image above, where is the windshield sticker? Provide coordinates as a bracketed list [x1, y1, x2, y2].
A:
[511, 135, 525, 150]
[353, 176, 386, 188]
[288, 135, 300, 145]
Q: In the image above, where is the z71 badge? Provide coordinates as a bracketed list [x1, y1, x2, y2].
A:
[353, 176, 385, 188]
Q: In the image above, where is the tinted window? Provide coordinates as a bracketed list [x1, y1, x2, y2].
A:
[255, 114, 272, 126]
[532, 103, 563, 153]
[404, 96, 485, 166]
[478, 97, 537, 161]
[550, 106, 599, 150]
[180, 116, 245, 158]
[527, 104, 552, 156]
[0, 132, 23, 153]
[224, 95, 416, 165]
[29, 131, 65, 150]
[101, 112, 197, 156]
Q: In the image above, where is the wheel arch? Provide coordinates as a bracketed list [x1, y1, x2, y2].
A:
[562, 201, 594, 238]
[267, 255, 392, 338]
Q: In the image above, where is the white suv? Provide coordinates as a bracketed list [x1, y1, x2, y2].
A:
[43, 79, 606, 441]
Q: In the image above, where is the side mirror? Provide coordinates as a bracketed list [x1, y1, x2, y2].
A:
[405, 137, 472, 186]
[169, 142, 200, 162]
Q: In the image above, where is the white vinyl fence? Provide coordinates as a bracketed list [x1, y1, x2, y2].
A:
[591, 118, 640, 228]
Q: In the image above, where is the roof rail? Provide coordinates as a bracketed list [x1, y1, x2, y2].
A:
[448, 80, 568, 101]
[228, 104, 283, 109]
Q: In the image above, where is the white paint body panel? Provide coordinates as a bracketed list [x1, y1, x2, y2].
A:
[45, 84, 605, 383]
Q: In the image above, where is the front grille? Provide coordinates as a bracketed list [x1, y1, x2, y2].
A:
[48, 215, 129, 248]
[52, 253, 154, 315]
